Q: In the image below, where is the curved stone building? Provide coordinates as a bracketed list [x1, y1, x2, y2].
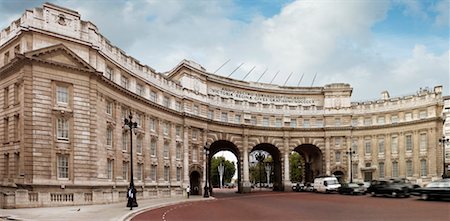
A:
[0, 3, 445, 208]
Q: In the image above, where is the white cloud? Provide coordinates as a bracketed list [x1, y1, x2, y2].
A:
[433, 0, 449, 27]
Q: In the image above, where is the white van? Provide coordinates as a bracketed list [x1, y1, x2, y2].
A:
[313, 176, 341, 193]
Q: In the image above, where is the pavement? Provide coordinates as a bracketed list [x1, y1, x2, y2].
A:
[0, 195, 212, 221]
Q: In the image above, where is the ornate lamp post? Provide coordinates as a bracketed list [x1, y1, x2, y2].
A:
[203, 143, 210, 198]
[255, 151, 266, 190]
[265, 162, 272, 187]
[124, 114, 138, 209]
[439, 136, 449, 178]
[218, 161, 225, 189]
[346, 149, 356, 183]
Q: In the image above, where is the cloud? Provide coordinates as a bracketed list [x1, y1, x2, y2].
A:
[432, 0, 449, 27]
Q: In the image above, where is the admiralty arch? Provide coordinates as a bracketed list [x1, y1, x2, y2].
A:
[0, 3, 445, 208]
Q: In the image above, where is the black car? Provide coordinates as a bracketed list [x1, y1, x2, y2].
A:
[338, 183, 366, 195]
[411, 178, 450, 200]
[367, 179, 410, 198]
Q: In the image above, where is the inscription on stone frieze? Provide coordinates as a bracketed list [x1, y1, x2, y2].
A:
[209, 87, 321, 105]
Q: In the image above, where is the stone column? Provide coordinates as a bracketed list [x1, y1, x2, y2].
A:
[242, 135, 251, 193]
[283, 137, 291, 191]
[325, 137, 331, 175]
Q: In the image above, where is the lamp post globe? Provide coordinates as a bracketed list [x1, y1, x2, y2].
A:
[203, 143, 210, 198]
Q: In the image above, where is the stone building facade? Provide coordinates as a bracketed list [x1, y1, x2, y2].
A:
[0, 3, 445, 208]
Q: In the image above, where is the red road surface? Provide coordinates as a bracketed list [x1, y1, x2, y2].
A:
[132, 190, 449, 221]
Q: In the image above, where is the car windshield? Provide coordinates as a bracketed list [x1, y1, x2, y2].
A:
[327, 180, 339, 185]
[426, 181, 450, 188]
[348, 183, 358, 188]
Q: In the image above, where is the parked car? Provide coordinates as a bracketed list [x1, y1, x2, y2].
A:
[338, 183, 366, 195]
[313, 176, 341, 193]
[411, 178, 450, 200]
[292, 182, 305, 192]
[367, 179, 410, 198]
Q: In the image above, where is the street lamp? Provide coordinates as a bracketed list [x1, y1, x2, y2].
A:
[346, 149, 356, 183]
[218, 161, 224, 189]
[265, 162, 272, 187]
[255, 151, 266, 190]
[124, 114, 138, 209]
[203, 143, 210, 198]
[439, 136, 449, 178]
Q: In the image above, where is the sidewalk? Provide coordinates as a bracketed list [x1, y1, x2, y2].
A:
[0, 196, 212, 221]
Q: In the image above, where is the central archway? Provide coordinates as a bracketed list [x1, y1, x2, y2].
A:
[250, 143, 283, 191]
[294, 144, 323, 184]
[209, 140, 241, 194]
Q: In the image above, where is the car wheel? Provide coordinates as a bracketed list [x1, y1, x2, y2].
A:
[420, 193, 428, 200]
[370, 191, 376, 197]
[391, 191, 398, 197]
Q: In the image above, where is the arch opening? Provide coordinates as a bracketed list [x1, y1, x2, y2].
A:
[293, 144, 323, 184]
[208, 140, 241, 194]
[250, 143, 283, 191]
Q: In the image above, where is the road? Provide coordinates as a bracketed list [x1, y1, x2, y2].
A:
[132, 189, 449, 221]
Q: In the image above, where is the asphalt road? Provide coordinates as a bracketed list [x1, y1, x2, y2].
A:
[132, 189, 449, 221]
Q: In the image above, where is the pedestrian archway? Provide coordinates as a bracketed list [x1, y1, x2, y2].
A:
[293, 144, 323, 184]
[189, 170, 201, 195]
[333, 170, 345, 184]
[250, 143, 283, 191]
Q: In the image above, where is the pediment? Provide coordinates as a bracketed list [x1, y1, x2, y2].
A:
[24, 44, 95, 72]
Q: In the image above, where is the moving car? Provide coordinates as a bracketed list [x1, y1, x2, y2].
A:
[313, 176, 341, 193]
[338, 183, 366, 195]
[367, 179, 410, 198]
[411, 178, 450, 200]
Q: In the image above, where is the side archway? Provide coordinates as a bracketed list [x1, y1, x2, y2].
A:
[293, 144, 323, 184]
[209, 140, 241, 193]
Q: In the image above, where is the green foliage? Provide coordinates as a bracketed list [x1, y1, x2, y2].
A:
[210, 156, 236, 187]
[290, 152, 304, 183]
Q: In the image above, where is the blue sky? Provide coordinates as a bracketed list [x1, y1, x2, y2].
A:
[0, 0, 448, 100]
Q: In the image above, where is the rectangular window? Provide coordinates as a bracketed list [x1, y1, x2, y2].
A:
[250, 116, 257, 125]
[57, 154, 69, 179]
[392, 161, 399, 178]
[106, 127, 113, 147]
[14, 115, 19, 140]
[262, 117, 269, 126]
[57, 118, 69, 141]
[377, 117, 385, 124]
[391, 135, 398, 154]
[163, 96, 170, 107]
[3, 117, 8, 142]
[149, 118, 156, 132]
[420, 160, 427, 177]
[56, 85, 68, 104]
[275, 118, 282, 127]
[316, 119, 323, 127]
[137, 163, 143, 181]
[221, 112, 228, 122]
[136, 137, 143, 154]
[405, 134, 413, 151]
[105, 66, 113, 80]
[150, 138, 157, 156]
[419, 133, 427, 151]
[378, 138, 385, 154]
[192, 147, 198, 162]
[352, 164, 358, 179]
[106, 100, 113, 115]
[235, 115, 241, 123]
[150, 165, 157, 181]
[13, 83, 19, 104]
[379, 162, 385, 178]
[136, 114, 142, 128]
[351, 118, 358, 126]
[303, 119, 310, 128]
[406, 160, 413, 177]
[176, 144, 182, 160]
[136, 83, 144, 96]
[164, 166, 170, 181]
[192, 130, 198, 140]
[4, 51, 10, 64]
[150, 90, 157, 102]
[164, 142, 169, 158]
[175, 101, 182, 111]
[335, 137, 341, 147]
[364, 118, 372, 126]
[335, 118, 341, 127]
[290, 119, 297, 128]
[3, 86, 9, 108]
[176, 167, 182, 181]
[405, 112, 412, 121]
[120, 75, 129, 89]
[365, 139, 371, 154]
[107, 159, 113, 180]
[208, 110, 214, 120]
[419, 110, 427, 119]
[122, 132, 129, 151]
[391, 115, 398, 123]
[163, 122, 169, 135]
[176, 126, 181, 138]
[352, 139, 358, 152]
[123, 162, 129, 181]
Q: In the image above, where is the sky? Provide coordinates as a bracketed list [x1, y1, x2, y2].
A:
[0, 0, 448, 101]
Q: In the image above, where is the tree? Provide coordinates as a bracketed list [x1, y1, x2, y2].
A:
[290, 152, 304, 183]
[210, 156, 236, 187]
